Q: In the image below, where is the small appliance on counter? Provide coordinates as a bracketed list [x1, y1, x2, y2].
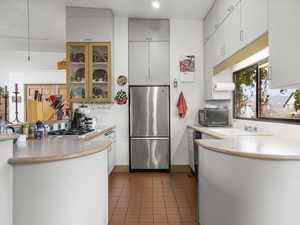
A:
[48, 108, 95, 136]
[199, 108, 229, 127]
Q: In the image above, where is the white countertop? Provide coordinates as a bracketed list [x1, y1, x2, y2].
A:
[0, 134, 19, 142]
[188, 125, 300, 160]
[197, 136, 300, 160]
[188, 125, 272, 139]
[8, 126, 115, 164]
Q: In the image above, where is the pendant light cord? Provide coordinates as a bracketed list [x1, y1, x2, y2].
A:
[27, 0, 31, 61]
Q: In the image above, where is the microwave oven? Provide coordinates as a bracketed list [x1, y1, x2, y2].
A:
[198, 108, 229, 127]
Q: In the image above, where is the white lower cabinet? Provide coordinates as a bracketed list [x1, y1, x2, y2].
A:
[269, 0, 300, 89]
[106, 130, 116, 175]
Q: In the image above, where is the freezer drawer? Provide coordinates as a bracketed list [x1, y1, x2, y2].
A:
[130, 86, 169, 137]
[130, 138, 169, 170]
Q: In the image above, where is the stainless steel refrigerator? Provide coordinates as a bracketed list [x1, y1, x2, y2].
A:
[129, 86, 170, 171]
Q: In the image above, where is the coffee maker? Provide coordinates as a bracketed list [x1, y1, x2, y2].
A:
[71, 109, 85, 130]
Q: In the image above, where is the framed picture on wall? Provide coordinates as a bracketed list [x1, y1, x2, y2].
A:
[179, 54, 195, 82]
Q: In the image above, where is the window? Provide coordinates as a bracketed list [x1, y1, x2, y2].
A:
[233, 59, 300, 122]
[233, 64, 257, 119]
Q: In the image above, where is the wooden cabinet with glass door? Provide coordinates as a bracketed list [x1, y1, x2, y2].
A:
[67, 42, 112, 103]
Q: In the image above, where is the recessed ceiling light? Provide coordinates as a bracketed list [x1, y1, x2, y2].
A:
[152, 0, 160, 9]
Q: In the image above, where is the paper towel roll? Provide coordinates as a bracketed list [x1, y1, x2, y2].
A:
[214, 82, 235, 92]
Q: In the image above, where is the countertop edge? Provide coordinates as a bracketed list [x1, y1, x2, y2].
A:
[196, 140, 300, 161]
[0, 134, 20, 142]
[187, 125, 224, 139]
[82, 126, 116, 142]
[8, 140, 112, 165]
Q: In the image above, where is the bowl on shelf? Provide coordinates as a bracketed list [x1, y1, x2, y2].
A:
[93, 69, 108, 82]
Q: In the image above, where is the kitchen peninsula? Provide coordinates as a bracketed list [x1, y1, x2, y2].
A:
[0, 134, 19, 225]
[6, 127, 114, 225]
[197, 136, 300, 225]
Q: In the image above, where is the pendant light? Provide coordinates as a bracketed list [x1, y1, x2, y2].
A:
[26, 0, 31, 61]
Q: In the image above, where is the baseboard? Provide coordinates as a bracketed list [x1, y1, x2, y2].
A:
[113, 165, 129, 173]
[171, 165, 191, 173]
[113, 165, 191, 173]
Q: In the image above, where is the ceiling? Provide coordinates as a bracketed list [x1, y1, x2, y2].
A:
[66, 0, 215, 20]
[0, 0, 214, 52]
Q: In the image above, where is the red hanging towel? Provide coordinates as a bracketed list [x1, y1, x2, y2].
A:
[177, 92, 188, 118]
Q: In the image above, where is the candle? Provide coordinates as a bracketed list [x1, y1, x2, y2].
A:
[15, 83, 18, 93]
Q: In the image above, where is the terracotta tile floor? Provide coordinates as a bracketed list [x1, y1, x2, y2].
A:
[109, 172, 199, 225]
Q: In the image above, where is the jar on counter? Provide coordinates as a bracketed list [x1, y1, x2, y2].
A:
[22, 124, 30, 138]
[28, 125, 36, 139]
[35, 121, 45, 139]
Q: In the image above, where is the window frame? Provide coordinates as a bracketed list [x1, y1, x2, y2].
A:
[233, 58, 300, 125]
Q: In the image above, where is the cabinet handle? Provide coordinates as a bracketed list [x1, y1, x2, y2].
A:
[240, 30, 244, 41]
[148, 42, 151, 81]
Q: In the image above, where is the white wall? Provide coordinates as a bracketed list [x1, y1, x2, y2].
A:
[170, 19, 204, 165]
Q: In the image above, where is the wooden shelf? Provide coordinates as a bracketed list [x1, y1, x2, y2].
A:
[71, 81, 85, 84]
[93, 62, 108, 65]
[70, 62, 85, 65]
[93, 81, 108, 84]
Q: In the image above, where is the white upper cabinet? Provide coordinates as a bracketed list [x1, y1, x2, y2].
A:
[129, 42, 149, 85]
[129, 19, 169, 41]
[129, 19, 170, 85]
[66, 7, 114, 42]
[241, 0, 268, 46]
[149, 42, 170, 85]
[129, 41, 170, 85]
[269, 0, 300, 89]
[216, 4, 241, 64]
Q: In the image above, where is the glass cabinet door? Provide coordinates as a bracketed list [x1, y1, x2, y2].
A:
[89, 43, 112, 102]
[67, 44, 88, 101]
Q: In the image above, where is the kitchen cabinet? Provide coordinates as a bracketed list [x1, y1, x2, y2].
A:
[149, 42, 170, 85]
[204, 39, 215, 100]
[129, 41, 170, 85]
[129, 19, 169, 42]
[66, 7, 113, 42]
[129, 42, 149, 85]
[67, 42, 112, 103]
[240, 0, 268, 46]
[269, 0, 300, 89]
[216, 3, 241, 63]
[106, 129, 116, 175]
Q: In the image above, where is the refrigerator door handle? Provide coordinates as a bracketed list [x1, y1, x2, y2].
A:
[131, 137, 169, 140]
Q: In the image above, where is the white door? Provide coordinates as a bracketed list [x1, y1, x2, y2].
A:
[269, 0, 300, 89]
[149, 42, 170, 85]
[241, 0, 268, 46]
[129, 42, 149, 85]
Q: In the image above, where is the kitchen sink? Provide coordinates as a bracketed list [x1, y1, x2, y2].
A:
[206, 128, 268, 136]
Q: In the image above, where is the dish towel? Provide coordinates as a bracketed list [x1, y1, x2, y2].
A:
[177, 92, 188, 118]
